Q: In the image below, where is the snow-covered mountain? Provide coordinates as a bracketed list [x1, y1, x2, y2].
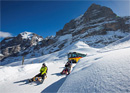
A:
[0, 31, 44, 61]
[0, 34, 130, 93]
[0, 3, 130, 64]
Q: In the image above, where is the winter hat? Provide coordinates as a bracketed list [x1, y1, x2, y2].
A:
[42, 63, 46, 66]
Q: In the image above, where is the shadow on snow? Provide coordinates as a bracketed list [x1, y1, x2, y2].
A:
[41, 77, 66, 93]
[14, 79, 42, 86]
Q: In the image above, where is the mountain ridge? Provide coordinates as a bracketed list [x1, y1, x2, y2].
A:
[0, 3, 130, 64]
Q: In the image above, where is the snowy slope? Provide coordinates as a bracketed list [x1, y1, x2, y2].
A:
[101, 34, 130, 52]
[0, 41, 97, 93]
[0, 57, 67, 93]
[58, 36, 130, 93]
[0, 36, 130, 93]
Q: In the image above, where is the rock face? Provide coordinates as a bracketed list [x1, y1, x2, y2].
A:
[83, 4, 117, 22]
[0, 3, 130, 64]
[0, 32, 44, 60]
[56, 4, 129, 41]
[56, 3, 117, 36]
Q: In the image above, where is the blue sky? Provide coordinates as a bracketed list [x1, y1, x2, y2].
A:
[1, 0, 130, 40]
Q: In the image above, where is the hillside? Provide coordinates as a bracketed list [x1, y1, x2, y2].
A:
[0, 34, 130, 93]
[58, 35, 130, 93]
[0, 41, 97, 93]
[0, 3, 130, 64]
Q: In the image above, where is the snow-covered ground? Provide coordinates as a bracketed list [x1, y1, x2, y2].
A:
[58, 35, 130, 93]
[0, 35, 130, 93]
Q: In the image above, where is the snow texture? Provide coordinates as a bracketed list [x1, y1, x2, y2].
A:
[20, 31, 43, 42]
[0, 35, 130, 93]
[58, 35, 130, 93]
[20, 31, 34, 40]
[58, 34, 72, 41]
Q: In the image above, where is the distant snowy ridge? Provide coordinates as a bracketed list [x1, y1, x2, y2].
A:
[20, 31, 43, 41]
[20, 31, 33, 40]
[101, 34, 130, 52]
[107, 34, 130, 46]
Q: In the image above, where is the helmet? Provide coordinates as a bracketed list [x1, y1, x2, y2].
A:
[42, 63, 46, 66]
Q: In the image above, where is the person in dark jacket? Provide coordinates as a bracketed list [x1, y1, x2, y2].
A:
[64, 60, 72, 75]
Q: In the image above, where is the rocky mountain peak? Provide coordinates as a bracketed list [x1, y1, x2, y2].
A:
[0, 31, 44, 61]
[87, 3, 101, 10]
[83, 3, 117, 22]
[56, 4, 117, 36]
[20, 31, 33, 39]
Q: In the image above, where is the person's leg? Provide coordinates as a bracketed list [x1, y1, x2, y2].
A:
[33, 73, 41, 81]
[37, 74, 46, 82]
[41, 74, 46, 79]
[67, 67, 71, 74]
[65, 68, 69, 74]
[35, 73, 41, 77]
[62, 68, 66, 74]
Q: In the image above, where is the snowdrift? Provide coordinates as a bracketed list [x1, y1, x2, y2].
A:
[59, 41, 98, 57]
[58, 36, 130, 93]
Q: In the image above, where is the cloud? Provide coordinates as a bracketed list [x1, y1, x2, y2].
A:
[0, 31, 12, 38]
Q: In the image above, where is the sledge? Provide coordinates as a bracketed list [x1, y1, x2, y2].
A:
[60, 68, 69, 75]
[28, 76, 47, 83]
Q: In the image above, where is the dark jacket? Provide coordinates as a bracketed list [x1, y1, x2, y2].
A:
[65, 62, 72, 68]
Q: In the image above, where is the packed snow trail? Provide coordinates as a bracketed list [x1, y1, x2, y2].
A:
[0, 62, 67, 93]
